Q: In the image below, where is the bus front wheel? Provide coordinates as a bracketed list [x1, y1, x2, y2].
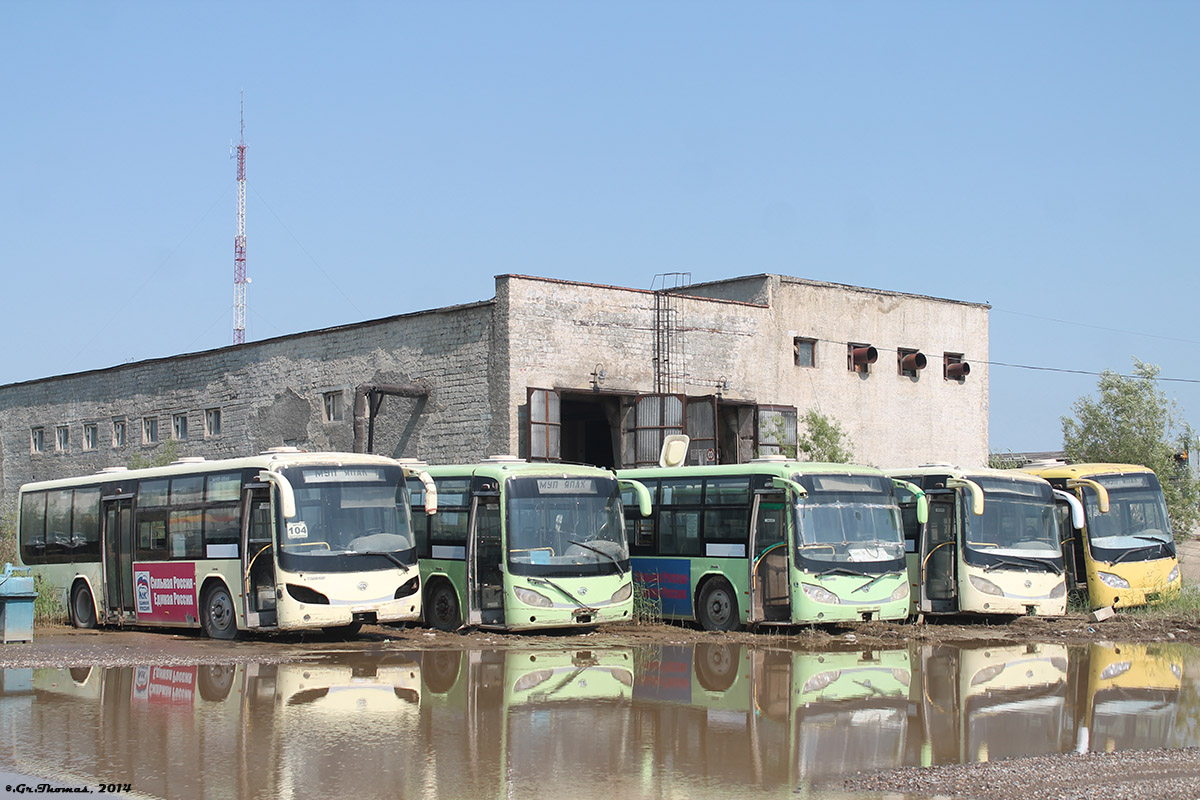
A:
[697, 578, 738, 632]
[71, 583, 97, 629]
[425, 582, 462, 631]
[201, 583, 239, 640]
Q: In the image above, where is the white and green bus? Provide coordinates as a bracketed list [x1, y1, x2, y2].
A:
[18, 448, 437, 638]
[618, 457, 926, 630]
[886, 465, 1079, 618]
[407, 458, 651, 631]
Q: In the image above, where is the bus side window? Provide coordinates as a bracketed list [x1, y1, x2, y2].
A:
[20, 491, 47, 564]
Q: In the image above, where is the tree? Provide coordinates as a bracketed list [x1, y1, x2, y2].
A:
[797, 409, 855, 464]
[1061, 358, 1200, 538]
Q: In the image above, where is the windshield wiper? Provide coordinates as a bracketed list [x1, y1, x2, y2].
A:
[568, 540, 625, 576]
[852, 573, 890, 594]
[1112, 544, 1162, 565]
[983, 555, 1062, 575]
[350, 550, 411, 569]
[527, 576, 598, 613]
[817, 565, 869, 579]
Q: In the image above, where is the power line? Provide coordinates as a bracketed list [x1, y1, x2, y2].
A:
[991, 307, 1200, 347]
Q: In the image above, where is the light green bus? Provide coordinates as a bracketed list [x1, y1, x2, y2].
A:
[618, 457, 926, 630]
[408, 458, 651, 631]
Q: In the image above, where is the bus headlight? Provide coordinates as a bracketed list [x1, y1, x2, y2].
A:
[394, 577, 420, 599]
[514, 587, 554, 608]
[1097, 572, 1130, 589]
[1099, 661, 1131, 681]
[802, 584, 841, 605]
[1049, 582, 1066, 599]
[968, 575, 1005, 597]
[1169, 565, 1181, 584]
[802, 670, 840, 693]
[610, 582, 633, 604]
[889, 583, 910, 603]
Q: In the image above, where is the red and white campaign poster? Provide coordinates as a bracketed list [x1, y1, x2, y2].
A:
[133, 561, 198, 622]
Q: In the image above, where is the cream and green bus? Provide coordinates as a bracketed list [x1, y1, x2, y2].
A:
[1023, 463, 1181, 609]
[18, 448, 436, 638]
[408, 458, 651, 631]
[619, 458, 925, 630]
[887, 465, 1081, 618]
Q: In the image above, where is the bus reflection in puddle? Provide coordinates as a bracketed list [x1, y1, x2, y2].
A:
[0, 641, 1194, 799]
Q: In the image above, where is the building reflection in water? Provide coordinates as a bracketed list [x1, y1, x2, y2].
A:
[0, 640, 1191, 799]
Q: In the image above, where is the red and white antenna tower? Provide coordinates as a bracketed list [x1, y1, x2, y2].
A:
[232, 92, 248, 344]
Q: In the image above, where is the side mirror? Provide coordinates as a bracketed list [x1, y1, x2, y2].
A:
[619, 479, 653, 517]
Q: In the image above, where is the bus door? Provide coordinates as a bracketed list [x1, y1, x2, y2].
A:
[1054, 494, 1087, 596]
[241, 483, 277, 628]
[921, 490, 958, 613]
[466, 484, 504, 627]
[101, 495, 135, 622]
[749, 489, 790, 623]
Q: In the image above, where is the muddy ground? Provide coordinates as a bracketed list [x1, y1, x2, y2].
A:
[2, 610, 1199, 668]
[5, 614, 1200, 799]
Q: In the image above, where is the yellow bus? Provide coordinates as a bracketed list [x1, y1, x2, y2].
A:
[18, 448, 437, 638]
[887, 465, 1082, 617]
[1023, 463, 1181, 609]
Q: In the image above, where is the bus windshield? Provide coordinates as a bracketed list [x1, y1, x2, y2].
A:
[964, 478, 1061, 564]
[506, 476, 628, 577]
[1085, 474, 1175, 563]
[793, 474, 904, 567]
[277, 465, 416, 573]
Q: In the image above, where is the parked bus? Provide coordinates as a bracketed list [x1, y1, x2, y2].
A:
[17, 448, 437, 638]
[911, 642, 1069, 765]
[887, 465, 1082, 618]
[407, 458, 652, 631]
[618, 458, 926, 630]
[633, 643, 912, 791]
[1022, 463, 1181, 609]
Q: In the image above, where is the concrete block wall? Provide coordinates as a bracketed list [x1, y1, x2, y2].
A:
[0, 301, 496, 510]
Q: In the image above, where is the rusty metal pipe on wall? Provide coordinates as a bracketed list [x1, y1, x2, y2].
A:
[851, 346, 878, 366]
[901, 352, 927, 371]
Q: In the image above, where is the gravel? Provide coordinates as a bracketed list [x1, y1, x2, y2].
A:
[838, 747, 1200, 800]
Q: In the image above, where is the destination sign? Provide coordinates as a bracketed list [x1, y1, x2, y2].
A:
[302, 468, 388, 484]
[536, 479, 599, 495]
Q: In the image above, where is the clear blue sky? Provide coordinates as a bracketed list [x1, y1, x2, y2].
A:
[4, 2, 1198, 455]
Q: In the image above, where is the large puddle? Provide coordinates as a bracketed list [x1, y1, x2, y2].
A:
[0, 640, 1195, 798]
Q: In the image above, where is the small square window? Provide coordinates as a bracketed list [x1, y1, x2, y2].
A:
[143, 417, 159, 444]
[83, 424, 98, 451]
[31, 427, 44, 454]
[793, 337, 816, 368]
[205, 408, 222, 437]
[56, 425, 70, 452]
[113, 419, 127, 448]
[173, 413, 188, 440]
[323, 391, 344, 423]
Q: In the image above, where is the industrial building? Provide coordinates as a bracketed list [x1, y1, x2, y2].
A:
[0, 273, 988, 511]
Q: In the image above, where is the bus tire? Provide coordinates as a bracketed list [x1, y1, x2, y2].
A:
[198, 664, 236, 701]
[694, 642, 740, 692]
[201, 583, 239, 640]
[696, 578, 738, 632]
[71, 582, 97, 629]
[425, 581, 461, 631]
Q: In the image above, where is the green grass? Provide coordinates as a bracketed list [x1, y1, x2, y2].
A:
[632, 576, 663, 625]
[1120, 584, 1200, 622]
[33, 573, 67, 626]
